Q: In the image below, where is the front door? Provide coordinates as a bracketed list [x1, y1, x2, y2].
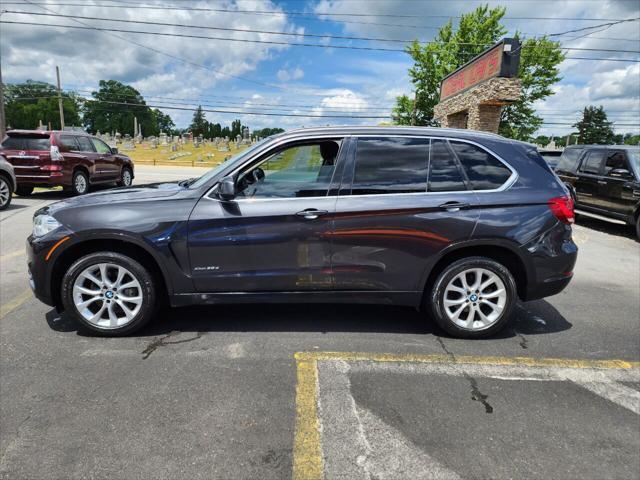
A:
[600, 149, 639, 218]
[91, 137, 120, 180]
[188, 139, 345, 292]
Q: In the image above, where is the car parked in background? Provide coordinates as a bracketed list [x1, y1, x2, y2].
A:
[0, 130, 134, 196]
[27, 126, 577, 339]
[555, 145, 640, 238]
[0, 154, 16, 210]
[539, 149, 563, 169]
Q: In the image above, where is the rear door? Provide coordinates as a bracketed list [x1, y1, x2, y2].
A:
[575, 149, 606, 209]
[74, 135, 100, 179]
[91, 137, 119, 180]
[600, 149, 638, 219]
[330, 136, 479, 294]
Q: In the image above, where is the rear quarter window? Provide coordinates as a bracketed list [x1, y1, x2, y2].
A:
[450, 141, 512, 190]
[556, 148, 583, 172]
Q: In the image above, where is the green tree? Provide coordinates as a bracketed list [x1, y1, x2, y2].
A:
[151, 109, 175, 136]
[623, 133, 640, 145]
[83, 80, 153, 135]
[230, 119, 243, 139]
[573, 106, 615, 144]
[188, 105, 208, 137]
[253, 127, 284, 138]
[4, 80, 82, 130]
[393, 5, 565, 140]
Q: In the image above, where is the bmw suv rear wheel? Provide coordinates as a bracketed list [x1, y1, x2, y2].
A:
[429, 257, 517, 338]
[61, 252, 156, 335]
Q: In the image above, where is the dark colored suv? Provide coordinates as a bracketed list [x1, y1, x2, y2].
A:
[26, 127, 577, 338]
[1, 130, 135, 195]
[555, 145, 640, 238]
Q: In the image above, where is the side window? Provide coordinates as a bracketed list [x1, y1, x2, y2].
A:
[579, 151, 604, 175]
[604, 151, 629, 175]
[76, 136, 95, 153]
[450, 141, 512, 190]
[427, 139, 467, 192]
[59, 135, 79, 151]
[91, 138, 112, 154]
[352, 137, 429, 195]
[236, 140, 341, 199]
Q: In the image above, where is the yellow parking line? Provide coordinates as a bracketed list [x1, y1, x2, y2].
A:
[0, 249, 24, 263]
[293, 355, 324, 480]
[294, 351, 640, 370]
[0, 290, 33, 320]
[292, 351, 640, 479]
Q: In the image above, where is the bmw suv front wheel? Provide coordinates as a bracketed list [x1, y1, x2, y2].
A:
[61, 252, 156, 335]
[429, 257, 517, 338]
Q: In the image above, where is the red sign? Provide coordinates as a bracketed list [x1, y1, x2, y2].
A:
[440, 44, 504, 101]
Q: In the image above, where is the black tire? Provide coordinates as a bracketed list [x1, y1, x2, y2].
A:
[0, 175, 12, 210]
[61, 252, 157, 336]
[117, 166, 133, 187]
[428, 256, 518, 339]
[71, 170, 90, 195]
[15, 185, 34, 197]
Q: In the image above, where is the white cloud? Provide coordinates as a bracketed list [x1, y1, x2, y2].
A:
[276, 66, 305, 82]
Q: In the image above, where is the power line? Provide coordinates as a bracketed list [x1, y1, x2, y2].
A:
[4, 11, 640, 54]
[3, 20, 640, 60]
[2, 1, 634, 21]
[9, 96, 640, 126]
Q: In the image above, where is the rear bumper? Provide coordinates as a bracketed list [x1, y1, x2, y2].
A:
[16, 171, 71, 187]
[521, 224, 578, 302]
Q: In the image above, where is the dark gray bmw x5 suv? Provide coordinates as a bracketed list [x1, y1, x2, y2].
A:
[27, 126, 577, 338]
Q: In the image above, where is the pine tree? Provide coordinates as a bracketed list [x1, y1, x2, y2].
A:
[189, 106, 208, 137]
[573, 106, 615, 145]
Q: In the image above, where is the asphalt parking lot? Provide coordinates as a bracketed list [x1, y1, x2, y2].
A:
[1, 165, 639, 480]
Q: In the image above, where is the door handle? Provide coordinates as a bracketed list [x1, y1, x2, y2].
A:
[296, 209, 328, 220]
[439, 201, 470, 212]
[597, 180, 607, 185]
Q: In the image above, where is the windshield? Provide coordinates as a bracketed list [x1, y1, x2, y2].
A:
[188, 138, 271, 189]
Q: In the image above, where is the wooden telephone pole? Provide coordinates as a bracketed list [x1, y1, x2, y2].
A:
[56, 66, 65, 130]
[0, 62, 6, 140]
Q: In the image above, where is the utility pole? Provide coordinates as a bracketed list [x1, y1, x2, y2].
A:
[0, 62, 6, 140]
[56, 66, 65, 130]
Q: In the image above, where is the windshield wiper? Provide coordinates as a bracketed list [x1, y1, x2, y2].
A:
[178, 178, 196, 188]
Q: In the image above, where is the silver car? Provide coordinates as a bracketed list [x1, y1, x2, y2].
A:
[0, 154, 16, 210]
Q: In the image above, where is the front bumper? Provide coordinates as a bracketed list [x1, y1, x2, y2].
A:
[26, 230, 72, 307]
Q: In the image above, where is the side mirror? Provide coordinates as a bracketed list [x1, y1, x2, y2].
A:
[110, 147, 119, 154]
[218, 176, 236, 201]
[609, 168, 631, 178]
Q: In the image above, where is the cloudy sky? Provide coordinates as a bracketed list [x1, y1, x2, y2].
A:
[1, 0, 639, 138]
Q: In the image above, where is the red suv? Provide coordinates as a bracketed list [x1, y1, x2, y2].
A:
[0, 130, 134, 196]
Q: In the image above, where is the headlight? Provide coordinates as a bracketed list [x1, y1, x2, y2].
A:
[33, 214, 62, 237]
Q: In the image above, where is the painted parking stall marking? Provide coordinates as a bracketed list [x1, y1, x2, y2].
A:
[293, 352, 640, 480]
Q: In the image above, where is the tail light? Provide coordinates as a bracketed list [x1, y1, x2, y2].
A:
[50, 145, 63, 161]
[548, 196, 574, 224]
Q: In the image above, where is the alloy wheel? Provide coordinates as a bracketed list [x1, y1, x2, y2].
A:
[443, 267, 507, 331]
[122, 169, 132, 186]
[72, 263, 143, 329]
[0, 179, 9, 207]
[75, 174, 87, 194]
